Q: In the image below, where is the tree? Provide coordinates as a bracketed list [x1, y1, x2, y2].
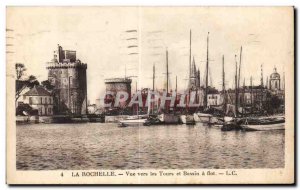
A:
[41, 80, 54, 91]
[15, 63, 39, 102]
[15, 63, 26, 80]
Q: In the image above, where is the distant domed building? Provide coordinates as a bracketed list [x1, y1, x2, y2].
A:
[269, 67, 281, 91]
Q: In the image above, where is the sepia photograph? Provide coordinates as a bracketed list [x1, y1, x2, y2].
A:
[6, 6, 294, 184]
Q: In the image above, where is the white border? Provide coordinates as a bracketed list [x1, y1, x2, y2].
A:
[1, 1, 298, 189]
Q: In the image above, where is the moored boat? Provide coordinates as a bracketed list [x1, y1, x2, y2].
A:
[143, 115, 162, 126]
[239, 115, 285, 131]
[118, 114, 148, 127]
[221, 122, 242, 131]
[118, 118, 147, 127]
[241, 123, 285, 131]
[221, 115, 285, 131]
[180, 114, 195, 125]
[158, 113, 181, 124]
[193, 112, 221, 124]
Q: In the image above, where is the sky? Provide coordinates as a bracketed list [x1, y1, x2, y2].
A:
[7, 7, 293, 103]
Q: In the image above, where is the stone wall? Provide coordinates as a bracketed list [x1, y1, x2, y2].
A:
[47, 62, 87, 115]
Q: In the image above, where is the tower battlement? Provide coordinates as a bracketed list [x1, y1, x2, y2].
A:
[105, 78, 132, 84]
[46, 61, 87, 69]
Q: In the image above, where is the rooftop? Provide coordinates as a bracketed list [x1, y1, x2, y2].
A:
[23, 85, 51, 96]
[105, 78, 132, 83]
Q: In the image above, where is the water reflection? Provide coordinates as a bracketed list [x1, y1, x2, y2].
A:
[16, 123, 285, 170]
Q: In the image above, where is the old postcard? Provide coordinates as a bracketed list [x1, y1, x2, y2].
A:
[6, 6, 294, 184]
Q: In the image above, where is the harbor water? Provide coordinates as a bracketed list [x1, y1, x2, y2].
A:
[16, 123, 285, 170]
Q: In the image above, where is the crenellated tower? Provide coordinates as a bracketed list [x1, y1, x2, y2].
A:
[46, 44, 87, 115]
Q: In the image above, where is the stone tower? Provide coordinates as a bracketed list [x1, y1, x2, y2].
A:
[269, 67, 281, 91]
[104, 78, 132, 108]
[46, 45, 87, 115]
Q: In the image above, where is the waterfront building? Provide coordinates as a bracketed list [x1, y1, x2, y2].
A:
[207, 87, 222, 107]
[21, 85, 53, 116]
[227, 86, 267, 107]
[46, 45, 87, 115]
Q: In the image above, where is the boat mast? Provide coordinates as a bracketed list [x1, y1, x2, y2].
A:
[135, 81, 137, 92]
[204, 32, 209, 109]
[242, 77, 245, 117]
[283, 71, 285, 90]
[260, 64, 263, 113]
[260, 64, 264, 86]
[235, 55, 238, 117]
[175, 75, 177, 92]
[153, 63, 155, 91]
[152, 64, 156, 114]
[166, 49, 169, 93]
[136, 80, 138, 115]
[175, 75, 178, 110]
[250, 76, 253, 114]
[189, 29, 192, 88]
[222, 55, 226, 115]
[238, 46, 242, 106]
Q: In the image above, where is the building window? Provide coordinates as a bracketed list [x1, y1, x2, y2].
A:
[40, 97, 43, 104]
[29, 97, 33, 105]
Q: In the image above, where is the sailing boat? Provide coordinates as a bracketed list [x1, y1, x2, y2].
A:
[239, 71, 285, 131]
[180, 29, 196, 125]
[119, 81, 148, 127]
[144, 64, 163, 126]
[214, 55, 232, 128]
[220, 47, 285, 131]
[118, 115, 148, 127]
[180, 89, 196, 125]
[221, 48, 243, 131]
[157, 48, 181, 124]
[193, 32, 220, 125]
[118, 95, 148, 127]
[118, 108, 149, 127]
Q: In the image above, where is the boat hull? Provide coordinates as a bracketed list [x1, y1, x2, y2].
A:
[118, 119, 147, 127]
[158, 114, 180, 124]
[241, 123, 285, 131]
[180, 115, 195, 125]
[193, 113, 220, 124]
